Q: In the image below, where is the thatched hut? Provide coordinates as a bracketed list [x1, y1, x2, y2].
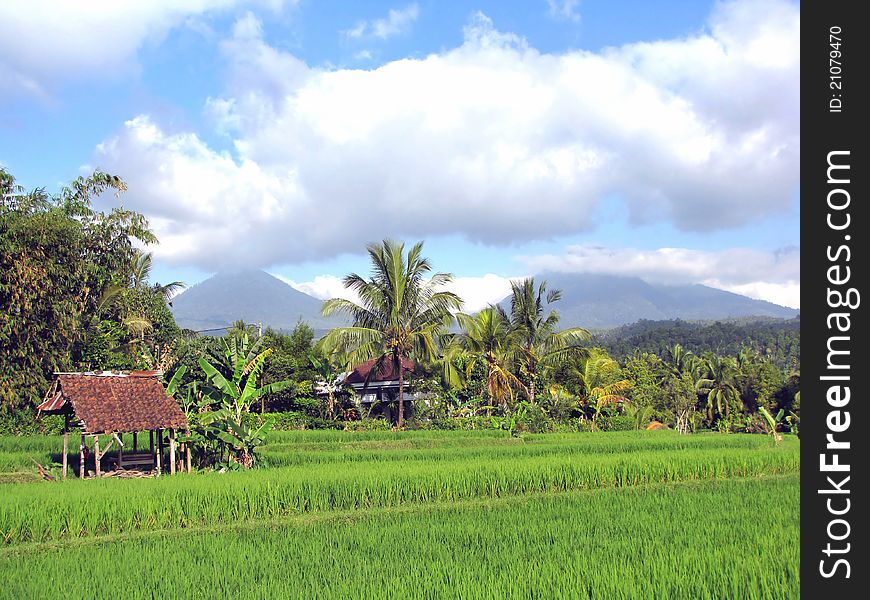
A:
[37, 371, 187, 478]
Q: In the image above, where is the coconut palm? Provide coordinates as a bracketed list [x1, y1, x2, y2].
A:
[503, 278, 591, 403]
[131, 249, 185, 301]
[454, 307, 526, 413]
[320, 240, 462, 428]
[667, 344, 696, 378]
[572, 349, 632, 430]
[695, 354, 741, 424]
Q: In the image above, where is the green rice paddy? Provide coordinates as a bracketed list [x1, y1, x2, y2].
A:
[0, 430, 799, 598]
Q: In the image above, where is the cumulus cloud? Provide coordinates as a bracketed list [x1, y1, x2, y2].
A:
[343, 4, 419, 40]
[0, 1, 294, 97]
[91, 1, 799, 274]
[519, 244, 800, 308]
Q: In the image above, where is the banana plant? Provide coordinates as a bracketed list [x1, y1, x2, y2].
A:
[758, 407, 785, 445]
[202, 416, 275, 469]
[198, 349, 292, 427]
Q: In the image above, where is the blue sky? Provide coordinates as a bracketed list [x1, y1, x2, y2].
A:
[0, 0, 800, 310]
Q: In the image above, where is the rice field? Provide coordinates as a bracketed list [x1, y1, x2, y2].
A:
[0, 430, 799, 598]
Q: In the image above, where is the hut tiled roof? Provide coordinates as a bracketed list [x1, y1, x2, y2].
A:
[37, 372, 187, 434]
[345, 358, 415, 385]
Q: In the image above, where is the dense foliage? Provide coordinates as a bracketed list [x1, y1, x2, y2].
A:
[0, 168, 177, 413]
[596, 317, 800, 370]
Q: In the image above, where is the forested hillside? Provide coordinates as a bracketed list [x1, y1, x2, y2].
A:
[595, 317, 800, 370]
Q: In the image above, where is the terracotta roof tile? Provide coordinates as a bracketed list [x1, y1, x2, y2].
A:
[346, 358, 415, 384]
[41, 373, 187, 433]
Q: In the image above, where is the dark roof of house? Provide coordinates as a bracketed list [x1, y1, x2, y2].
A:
[37, 372, 187, 433]
[345, 358, 415, 385]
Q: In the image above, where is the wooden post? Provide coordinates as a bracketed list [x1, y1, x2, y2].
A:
[155, 429, 162, 476]
[117, 432, 124, 469]
[133, 432, 138, 452]
[79, 433, 86, 479]
[62, 413, 69, 479]
[185, 429, 192, 473]
[169, 429, 177, 475]
[93, 435, 101, 477]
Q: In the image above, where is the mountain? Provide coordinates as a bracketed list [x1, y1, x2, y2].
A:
[498, 273, 799, 330]
[170, 270, 346, 333]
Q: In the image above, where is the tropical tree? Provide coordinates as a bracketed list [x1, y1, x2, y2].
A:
[320, 240, 462, 428]
[1, 167, 156, 408]
[502, 278, 591, 403]
[667, 344, 696, 378]
[309, 352, 346, 420]
[197, 338, 292, 467]
[695, 354, 741, 425]
[572, 349, 632, 430]
[453, 307, 526, 413]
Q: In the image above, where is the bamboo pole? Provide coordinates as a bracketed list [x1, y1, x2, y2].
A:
[93, 435, 101, 477]
[79, 433, 86, 479]
[62, 413, 69, 479]
[169, 429, 176, 475]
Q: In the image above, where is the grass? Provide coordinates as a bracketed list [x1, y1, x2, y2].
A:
[0, 474, 800, 599]
[0, 430, 800, 598]
[0, 432, 798, 544]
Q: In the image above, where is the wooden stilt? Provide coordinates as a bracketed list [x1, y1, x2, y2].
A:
[133, 432, 138, 452]
[117, 432, 124, 469]
[169, 429, 177, 475]
[156, 429, 163, 476]
[93, 435, 101, 477]
[80, 433, 86, 479]
[62, 413, 69, 479]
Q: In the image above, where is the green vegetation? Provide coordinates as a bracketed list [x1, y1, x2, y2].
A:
[0, 431, 797, 544]
[0, 431, 799, 598]
[0, 476, 799, 599]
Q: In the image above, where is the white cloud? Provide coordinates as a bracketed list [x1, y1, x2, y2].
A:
[0, 1, 295, 97]
[343, 4, 419, 40]
[518, 244, 800, 308]
[276, 272, 520, 313]
[91, 2, 799, 277]
[277, 274, 359, 303]
[701, 280, 800, 309]
[546, 0, 581, 22]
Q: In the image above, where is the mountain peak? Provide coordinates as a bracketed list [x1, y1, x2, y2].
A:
[170, 270, 343, 333]
[500, 272, 797, 329]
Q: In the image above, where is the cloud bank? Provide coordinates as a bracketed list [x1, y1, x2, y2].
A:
[87, 1, 798, 274]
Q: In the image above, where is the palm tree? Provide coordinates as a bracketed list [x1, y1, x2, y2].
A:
[695, 354, 741, 425]
[131, 250, 185, 301]
[667, 344, 696, 378]
[503, 278, 591, 403]
[454, 307, 526, 413]
[320, 240, 462, 428]
[572, 349, 631, 430]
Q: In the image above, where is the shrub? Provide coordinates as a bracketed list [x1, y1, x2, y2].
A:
[0, 409, 66, 436]
[598, 415, 635, 432]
